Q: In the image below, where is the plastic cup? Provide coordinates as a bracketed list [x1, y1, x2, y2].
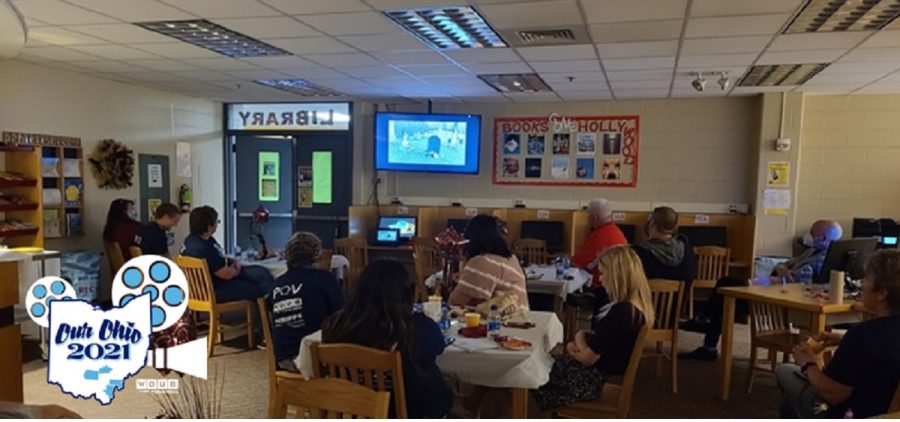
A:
[465, 312, 481, 328]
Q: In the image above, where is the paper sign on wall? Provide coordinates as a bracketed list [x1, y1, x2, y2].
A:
[612, 212, 626, 222]
[767, 161, 790, 187]
[764, 188, 791, 215]
[148, 164, 163, 188]
[258, 151, 279, 202]
[465, 208, 478, 217]
[148, 198, 161, 217]
[176, 142, 191, 178]
[537, 209, 550, 219]
[694, 214, 710, 225]
[397, 206, 409, 215]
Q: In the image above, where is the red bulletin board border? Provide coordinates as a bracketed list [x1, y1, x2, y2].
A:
[492, 115, 640, 188]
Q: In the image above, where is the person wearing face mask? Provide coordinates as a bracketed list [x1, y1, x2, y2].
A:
[776, 249, 900, 418]
[102, 198, 142, 261]
[680, 220, 844, 361]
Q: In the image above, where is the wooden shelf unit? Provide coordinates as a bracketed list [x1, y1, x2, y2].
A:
[41, 146, 84, 238]
[0, 146, 42, 249]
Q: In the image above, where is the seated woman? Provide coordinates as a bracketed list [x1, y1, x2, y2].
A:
[449, 214, 529, 309]
[776, 249, 900, 418]
[322, 259, 452, 419]
[532, 246, 653, 411]
[267, 232, 344, 372]
[102, 198, 141, 261]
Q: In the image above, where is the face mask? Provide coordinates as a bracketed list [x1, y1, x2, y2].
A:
[801, 233, 814, 247]
[127, 210, 138, 221]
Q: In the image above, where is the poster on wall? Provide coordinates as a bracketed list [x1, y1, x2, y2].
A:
[493, 114, 639, 187]
[766, 161, 790, 187]
[297, 166, 313, 208]
[763, 188, 791, 215]
[147, 164, 163, 188]
[259, 151, 279, 201]
[176, 142, 192, 178]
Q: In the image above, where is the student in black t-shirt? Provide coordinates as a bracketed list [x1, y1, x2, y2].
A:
[136, 203, 180, 257]
[532, 246, 653, 412]
[267, 232, 344, 372]
[777, 249, 900, 418]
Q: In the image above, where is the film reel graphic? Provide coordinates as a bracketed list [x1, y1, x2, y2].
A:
[25, 277, 77, 328]
[111, 256, 189, 332]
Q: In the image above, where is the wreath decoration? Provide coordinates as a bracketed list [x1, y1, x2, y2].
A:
[89, 139, 135, 189]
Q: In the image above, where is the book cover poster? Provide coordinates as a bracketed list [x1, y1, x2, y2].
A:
[527, 134, 545, 155]
[576, 158, 594, 179]
[503, 133, 520, 154]
[503, 158, 520, 177]
[577, 133, 596, 155]
[552, 134, 570, 154]
[551, 157, 569, 179]
[524, 158, 542, 178]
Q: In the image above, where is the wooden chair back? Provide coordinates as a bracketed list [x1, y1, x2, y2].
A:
[175, 256, 216, 310]
[257, 298, 304, 417]
[129, 246, 143, 258]
[514, 238, 548, 266]
[310, 342, 407, 418]
[412, 237, 442, 301]
[615, 324, 652, 417]
[648, 279, 684, 335]
[317, 248, 333, 271]
[694, 246, 730, 282]
[749, 301, 790, 335]
[333, 237, 368, 296]
[274, 378, 390, 419]
[103, 239, 126, 276]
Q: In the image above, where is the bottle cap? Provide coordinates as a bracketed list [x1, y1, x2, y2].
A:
[490, 304, 498, 310]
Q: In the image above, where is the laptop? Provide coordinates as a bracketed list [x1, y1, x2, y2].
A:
[373, 228, 401, 246]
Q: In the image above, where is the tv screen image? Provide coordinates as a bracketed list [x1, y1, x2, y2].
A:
[375, 112, 481, 174]
[376, 229, 399, 243]
[378, 216, 417, 240]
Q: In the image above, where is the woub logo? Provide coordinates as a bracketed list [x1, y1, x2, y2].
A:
[136, 379, 179, 394]
[28, 256, 210, 405]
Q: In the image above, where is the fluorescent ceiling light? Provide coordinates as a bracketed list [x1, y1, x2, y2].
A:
[785, 0, 900, 33]
[479, 73, 552, 93]
[135, 19, 290, 58]
[255, 79, 343, 97]
[385, 6, 506, 50]
[738, 63, 829, 86]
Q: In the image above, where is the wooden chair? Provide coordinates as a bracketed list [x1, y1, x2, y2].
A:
[310, 342, 408, 419]
[689, 246, 731, 319]
[273, 378, 390, 419]
[647, 279, 684, 394]
[412, 236, 442, 302]
[176, 256, 255, 357]
[890, 383, 900, 413]
[128, 246, 143, 258]
[256, 298, 305, 417]
[557, 324, 651, 418]
[103, 239, 126, 276]
[333, 237, 368, 297]
[317, 248, 333, 271]
[746, 301, 798, 393]
[514, 238, 549, 266]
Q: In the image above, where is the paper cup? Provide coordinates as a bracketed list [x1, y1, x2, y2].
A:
[465, 312, 481, 327]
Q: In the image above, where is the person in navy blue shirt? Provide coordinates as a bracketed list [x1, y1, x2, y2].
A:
[266, 231, 344, 371]
[136, 202, 180, 257]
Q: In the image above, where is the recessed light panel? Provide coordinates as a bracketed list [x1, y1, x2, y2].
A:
[738, 63, 830, 86]
[785, 0, 900, 33]
[478, 73, 552, 93]
[255, 79, 343, 97]
[385, 6, 507, 49]
[135, 19, 290, 58]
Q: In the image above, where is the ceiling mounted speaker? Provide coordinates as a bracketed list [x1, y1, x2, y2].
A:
[0, 0, 25, 59]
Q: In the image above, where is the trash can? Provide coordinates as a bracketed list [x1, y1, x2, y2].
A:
[60, 250, 102, 301]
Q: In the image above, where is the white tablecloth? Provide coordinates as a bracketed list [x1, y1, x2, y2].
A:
[294, 311, 563, 390]
[424, 266, 590, 299]
[240, 255, 349, 279]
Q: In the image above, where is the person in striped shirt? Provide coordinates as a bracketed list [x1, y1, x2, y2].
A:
[449, 214, 529, 309]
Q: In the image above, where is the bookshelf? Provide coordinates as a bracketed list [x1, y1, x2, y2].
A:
[0, 144, 43, 249]
[41, 146, 84, 238]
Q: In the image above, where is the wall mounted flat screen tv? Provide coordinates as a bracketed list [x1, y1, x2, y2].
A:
[374, 112, 481, 174]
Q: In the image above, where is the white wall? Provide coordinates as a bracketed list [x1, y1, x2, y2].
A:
[0, 59, 222, 298]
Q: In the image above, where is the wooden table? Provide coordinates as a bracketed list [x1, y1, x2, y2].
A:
[717, 283, 858, 400]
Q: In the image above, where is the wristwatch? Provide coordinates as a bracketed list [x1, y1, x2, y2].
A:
[801, 362, 818, 375]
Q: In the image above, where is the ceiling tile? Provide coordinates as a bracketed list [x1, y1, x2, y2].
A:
[418, 75, 487, 87]
[768, 32, 872, 52]
[375, 50, 449, 65]
[339, 33, 426, 52]
[858, 83, 900, 93]
[69, 45, 162, 60]
[67, 0, 195, 21]
[840, 48, 900, 63]
[444, 48, 520, 64]
[877, 71, 900, 82]
[280, 67, 356, 80]
[265, 37, 358, 55]
[756, 49, 848, 65]
[212, 17, 322, 39]
[670, 88, 727, 97]
[504, 92, 562, 102]
[613, 88, 669, 98]
[12, 0, 117, 25]
[582, 0, 687, 24]
[606, 69, 672, 81]
[478, 0, 582, 29]
[225, 69, 291, 79]
[301, 77, 370, 88]
[65, 23, 175, 44]
[464, 62, 532, 74]
[339, 65, 407, 78]
[517, 44, 596, 61]
[67, 60, 148, 72]
[541, 71, 607, 83]
[159, 0, 281, 18]
[795, 85, 857, 93]
[296, 12, 399, 36]
[823, 62, 900, 74]
[398, 64, 467, 77]
[121, 71, 189, 82]
[261, 0, 371, 14]
[126, 58, 204, 71]
[805, 73, 884, 84]
[132, 42, 223, 59]
[557, 91, 613, 100]
[240, 56, 320, 69]
[602, 56, 675, 71]
[596, 40, 678, 59]
[529, 60, 600, 72]
[179, 57, 263, 70]
[27, 27, 108, 46]
[169, 70, 242, 81]
[550, 81, 610, 91]
[680, 36, 770, 55]
[364, 0, 465, 10]
[730, 85, 794, 94]
[677, 53, 757, 68]
[859, 31, 900, 48]
[610, 79, 671, 90]
[690, 0, 803, 17]
[589, 20, 683, 43]
[24, 17, 51, 27]
[305, 53, 382, 67]
[686, 14, 790, 38]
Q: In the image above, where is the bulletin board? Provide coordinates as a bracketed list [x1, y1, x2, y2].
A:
[492, 114, 639, 187]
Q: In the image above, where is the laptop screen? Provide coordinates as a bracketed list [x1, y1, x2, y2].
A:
[376, 228, 399, 243]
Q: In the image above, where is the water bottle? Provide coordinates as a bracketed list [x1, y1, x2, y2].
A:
[439, 304, 451, 336]
[800, 264, 814, 287]
[563, 256, 571, 273]
[555, 257, 564, 280]
[487, 304, 501, 335]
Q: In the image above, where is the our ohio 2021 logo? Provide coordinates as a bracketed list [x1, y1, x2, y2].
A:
[27, 256, 208, 405]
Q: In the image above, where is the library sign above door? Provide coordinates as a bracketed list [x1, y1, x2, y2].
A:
[227, 103, 350, 131]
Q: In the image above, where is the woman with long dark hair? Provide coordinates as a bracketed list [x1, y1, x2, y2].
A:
[449, 214, 528, 308]
[102, 198, 141, 260]
[322, 259, 452, 418]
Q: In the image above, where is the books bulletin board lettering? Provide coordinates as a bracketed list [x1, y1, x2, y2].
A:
[493, 114, 639, 187]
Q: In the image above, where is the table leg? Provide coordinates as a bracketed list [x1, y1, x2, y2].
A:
[718, 295, 736, 401]
[510, 388, 528, 419]
[553, 296, 564, 323]
[810, 312, 827, 335]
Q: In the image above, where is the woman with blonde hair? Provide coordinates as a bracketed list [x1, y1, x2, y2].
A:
[532, 246, 653, 411]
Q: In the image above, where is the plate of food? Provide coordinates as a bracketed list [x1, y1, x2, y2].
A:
[492, 335, 532, 350]
[525, 271, 543, 281]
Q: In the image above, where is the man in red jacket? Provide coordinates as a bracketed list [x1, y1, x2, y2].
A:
[571, 198, 628, 287]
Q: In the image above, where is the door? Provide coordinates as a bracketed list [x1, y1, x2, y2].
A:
[294, 132, 352, 249]
[233, 135, 294, 252]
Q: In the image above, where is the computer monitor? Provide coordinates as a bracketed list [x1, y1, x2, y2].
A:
[617, 224, 636, 244]
[852, 218, 881, 238]
[447, 218, 469, 234]
[373, 228, 400, 246]
[679, 226, 728, 248]
[520, 220, 565, 253]
[817, 238, 878, 284]
[377, 216, 417, 241]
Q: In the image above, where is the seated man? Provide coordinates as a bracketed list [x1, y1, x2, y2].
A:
[777, 249, 900, 418]
[680, 220, 843, 361]
[571, 198, 628, 287]
[136, 202, 181, 257]
[633, 206, 696, 286]
[267, 232, 345, 372]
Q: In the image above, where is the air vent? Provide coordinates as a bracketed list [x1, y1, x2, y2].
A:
[254, 79, 343, 97]
[784, 0, 900, 33]
[738, 63, 830, 87]
[517, 29, 576, 45]
[479, 73, 553, 93]
[384, 6, 506, 49]
[135, 19, 290, 58]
